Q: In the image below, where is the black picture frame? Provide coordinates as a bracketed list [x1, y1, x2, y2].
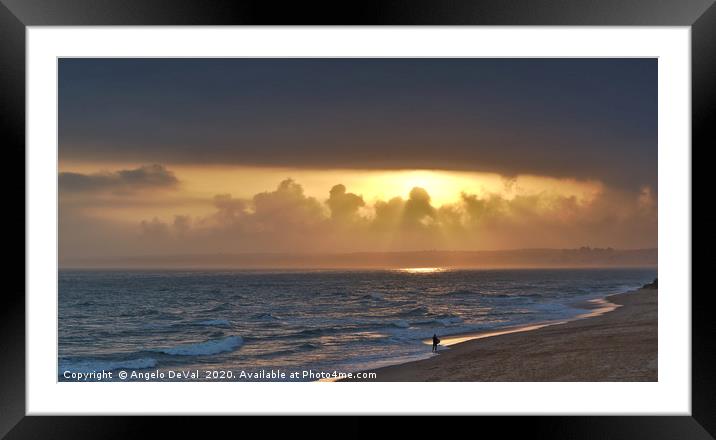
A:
[1, 0, 708, 437]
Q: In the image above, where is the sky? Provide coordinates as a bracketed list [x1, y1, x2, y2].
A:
[58, 58, 657, 263]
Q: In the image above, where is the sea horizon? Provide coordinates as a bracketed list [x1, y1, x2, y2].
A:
[58, 247, 658, 270]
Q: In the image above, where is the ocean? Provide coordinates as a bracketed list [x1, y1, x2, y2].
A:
[58, 267, 656, 381]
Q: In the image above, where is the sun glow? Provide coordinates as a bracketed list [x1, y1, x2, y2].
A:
[399, 267, 445, 274]
[361, 170, 492, 205]
[58, 162, 605, 225]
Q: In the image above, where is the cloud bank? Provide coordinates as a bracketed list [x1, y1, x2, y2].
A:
[58, 177, 655, 260]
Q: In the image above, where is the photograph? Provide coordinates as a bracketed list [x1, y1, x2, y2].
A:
[57, 57, 659, 383]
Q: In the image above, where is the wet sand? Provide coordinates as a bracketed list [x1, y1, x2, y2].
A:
[348, 287, 657, 381]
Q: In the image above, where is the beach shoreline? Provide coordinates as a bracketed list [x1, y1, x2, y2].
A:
[345, 285, 658, 381]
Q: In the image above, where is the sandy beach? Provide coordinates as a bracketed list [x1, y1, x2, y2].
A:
[349, 286, 657, 381]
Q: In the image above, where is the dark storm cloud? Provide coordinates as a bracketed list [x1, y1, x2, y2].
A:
[59, 164, 178, 193]
[59, 58, 657, 188]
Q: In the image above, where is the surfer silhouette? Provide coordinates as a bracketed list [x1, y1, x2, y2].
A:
[432, 334, 440, 352]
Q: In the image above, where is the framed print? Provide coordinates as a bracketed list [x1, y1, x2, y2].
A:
[1, 0, 710, 437]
